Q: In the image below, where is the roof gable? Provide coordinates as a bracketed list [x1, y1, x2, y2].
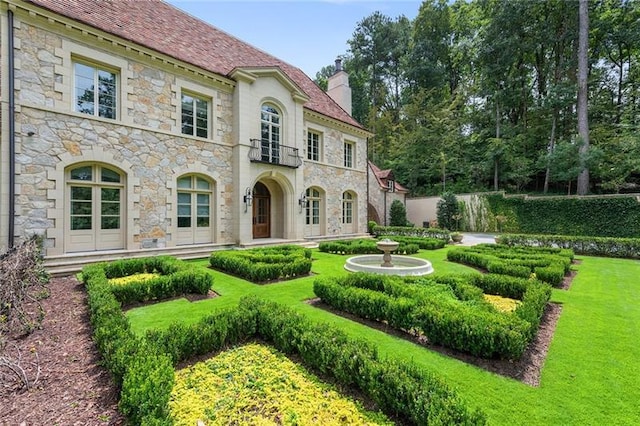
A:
[25, 0, 363, 129]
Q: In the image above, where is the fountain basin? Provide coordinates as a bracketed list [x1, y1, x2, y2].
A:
[344, 255, 434, 276]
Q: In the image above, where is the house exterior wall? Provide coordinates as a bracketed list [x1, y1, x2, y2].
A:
[367, 172, 406, 226]
[0, 2, 369, 257]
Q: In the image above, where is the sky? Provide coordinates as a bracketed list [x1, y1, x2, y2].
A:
[165, 0, 423, 78]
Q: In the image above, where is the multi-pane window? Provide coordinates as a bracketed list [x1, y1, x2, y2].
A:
[74, 62, 117, 119]
[68, 164, 122, 231]
[177, 176, 212, 228]
[342, 191, 353, 224]
[307, 131, 321, 161]
[181, 93, 209, 138]
[261, 104, 281, 163]
[344, 141, 354, 168]
[305, 187, 321, 225]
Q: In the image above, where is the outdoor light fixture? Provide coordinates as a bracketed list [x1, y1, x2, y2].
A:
[243, 187, 253, 212]
[298, 192, 308, 213]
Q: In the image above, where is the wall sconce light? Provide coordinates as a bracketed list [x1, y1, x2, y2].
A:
[243, 187, 253, 212]
[298, 192, 308, 213]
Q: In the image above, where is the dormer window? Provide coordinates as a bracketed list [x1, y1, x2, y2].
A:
[387, 180, 395, 192]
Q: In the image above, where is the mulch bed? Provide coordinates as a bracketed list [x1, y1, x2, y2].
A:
[1, 276, 125, 425]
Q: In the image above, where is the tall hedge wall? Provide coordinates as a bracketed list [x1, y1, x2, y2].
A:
[485, 194, 640, 237]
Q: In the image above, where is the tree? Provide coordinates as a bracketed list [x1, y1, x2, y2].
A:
[576, 0, 590, 195]
[436, 192, 460, 230]
[389, 199, 408, 226]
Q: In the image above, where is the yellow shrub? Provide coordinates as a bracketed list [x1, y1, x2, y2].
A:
[108, 273, 159, 286]
[170, 343, 392, 425]
[484, 294, 521, 313]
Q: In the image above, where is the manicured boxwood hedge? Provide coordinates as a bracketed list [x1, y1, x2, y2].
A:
[318, 238, 419, 255]
[100, 256, 213, 306]
[209, 245, 312, 283]
[485, 193, 640, 237]
[82, 262, 486, 425]
[447, 244, 574, 287]
[378, 235, 446, 250]
[496, 233, 640, 259]
[313, 273, 551, 360]
[371, 224, 451, 241]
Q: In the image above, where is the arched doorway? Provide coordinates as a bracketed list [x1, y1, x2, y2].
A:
[252, 182, 271, 238]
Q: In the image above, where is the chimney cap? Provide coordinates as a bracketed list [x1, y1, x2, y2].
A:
[334, 58, 343, 73]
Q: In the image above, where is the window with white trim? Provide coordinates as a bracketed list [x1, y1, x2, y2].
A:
[181, 92, 209, 138]
[261, 104, 281, 163]
[74, 62, 117, 119]
[307, 131, 322, 161]
[344, 141, 354, 168]
[342, 191, 354, 224]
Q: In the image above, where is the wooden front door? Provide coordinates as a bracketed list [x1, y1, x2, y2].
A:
[252, 182, 271, 238]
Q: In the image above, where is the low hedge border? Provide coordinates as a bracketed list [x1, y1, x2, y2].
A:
[378, 235, 446, 250]
[82, 261, 486, 425]
[101, 256, 213, 306]
[313, 273, 551, 360]
[209, 245, 312, 283]
[318, 239, 419, 255]
[496, 233, 640, 259]
[447, 244, 573, 287]
[371, 225, 451, 241]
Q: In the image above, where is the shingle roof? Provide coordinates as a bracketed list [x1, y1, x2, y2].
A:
[369, 161, 408, 193]
[26, 0, 363, 129]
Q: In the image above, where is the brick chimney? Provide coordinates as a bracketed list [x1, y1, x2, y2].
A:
[327, 58, 352, 115]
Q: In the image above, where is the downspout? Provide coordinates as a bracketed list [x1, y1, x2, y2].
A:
[7, 9, 15, 247]
[366, 138, 370, 231]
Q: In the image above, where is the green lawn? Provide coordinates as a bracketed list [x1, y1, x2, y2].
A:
[126, 247, 640, 425]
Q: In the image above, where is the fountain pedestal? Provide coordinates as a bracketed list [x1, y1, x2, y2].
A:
[377, 239, 400, 267]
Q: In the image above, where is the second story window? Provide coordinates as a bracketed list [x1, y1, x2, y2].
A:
[307, 131, 321, 161]
[181, 93, 209, 138]
[344, 141, 354, 168]
[74, 62, 117, 119]
[261, 104, 281, 163]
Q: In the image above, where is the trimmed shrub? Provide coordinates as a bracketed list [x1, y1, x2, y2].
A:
[390, 199, 409, 226]
[437, 192, 461, 230]
[371, 224, 450, 241]
[314, 273, 549, 360]
[497, 233, 640, 259]
[209, 245, 312, 283]
[447, 244, 573, 287]
[318, 238, 420, 255]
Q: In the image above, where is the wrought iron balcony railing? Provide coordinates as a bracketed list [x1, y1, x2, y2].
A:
[248, 138, 302, 168]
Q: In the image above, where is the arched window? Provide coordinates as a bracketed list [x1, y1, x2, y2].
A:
[176, 175, 214, 245]
[342, 191, 355, 233]
[261, 103, 281, 164]
[66, 163, 124, 252]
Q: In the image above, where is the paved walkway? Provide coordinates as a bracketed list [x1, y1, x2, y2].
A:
[458, 232, 497, 246]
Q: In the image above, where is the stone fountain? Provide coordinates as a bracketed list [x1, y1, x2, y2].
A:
[344, 239, 433, 276]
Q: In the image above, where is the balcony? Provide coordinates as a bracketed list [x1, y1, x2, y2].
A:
[249, 138, 302, 168]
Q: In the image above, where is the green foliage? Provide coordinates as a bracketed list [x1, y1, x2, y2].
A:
[368, 220, 378, 234]
[101, 256, 213, 306]
[119, 353, 174, 425]
[389, 199, 409, 226]
[314, 273, 549, 360]
[378, 235, 446, 250]
[485, 193, 640, 237]
[447, 244, 573, 286]
[82, 254, 485, 425]
[318, 238, 419, 255]
[437, 192, 461, 230]
[371, 224, 450, 241]
[209, 245, 312, 283]
[497, 233, 640, 259]
[249, 296, 486, 424]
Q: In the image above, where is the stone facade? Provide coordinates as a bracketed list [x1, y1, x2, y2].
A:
[0, 2, 370, 258]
